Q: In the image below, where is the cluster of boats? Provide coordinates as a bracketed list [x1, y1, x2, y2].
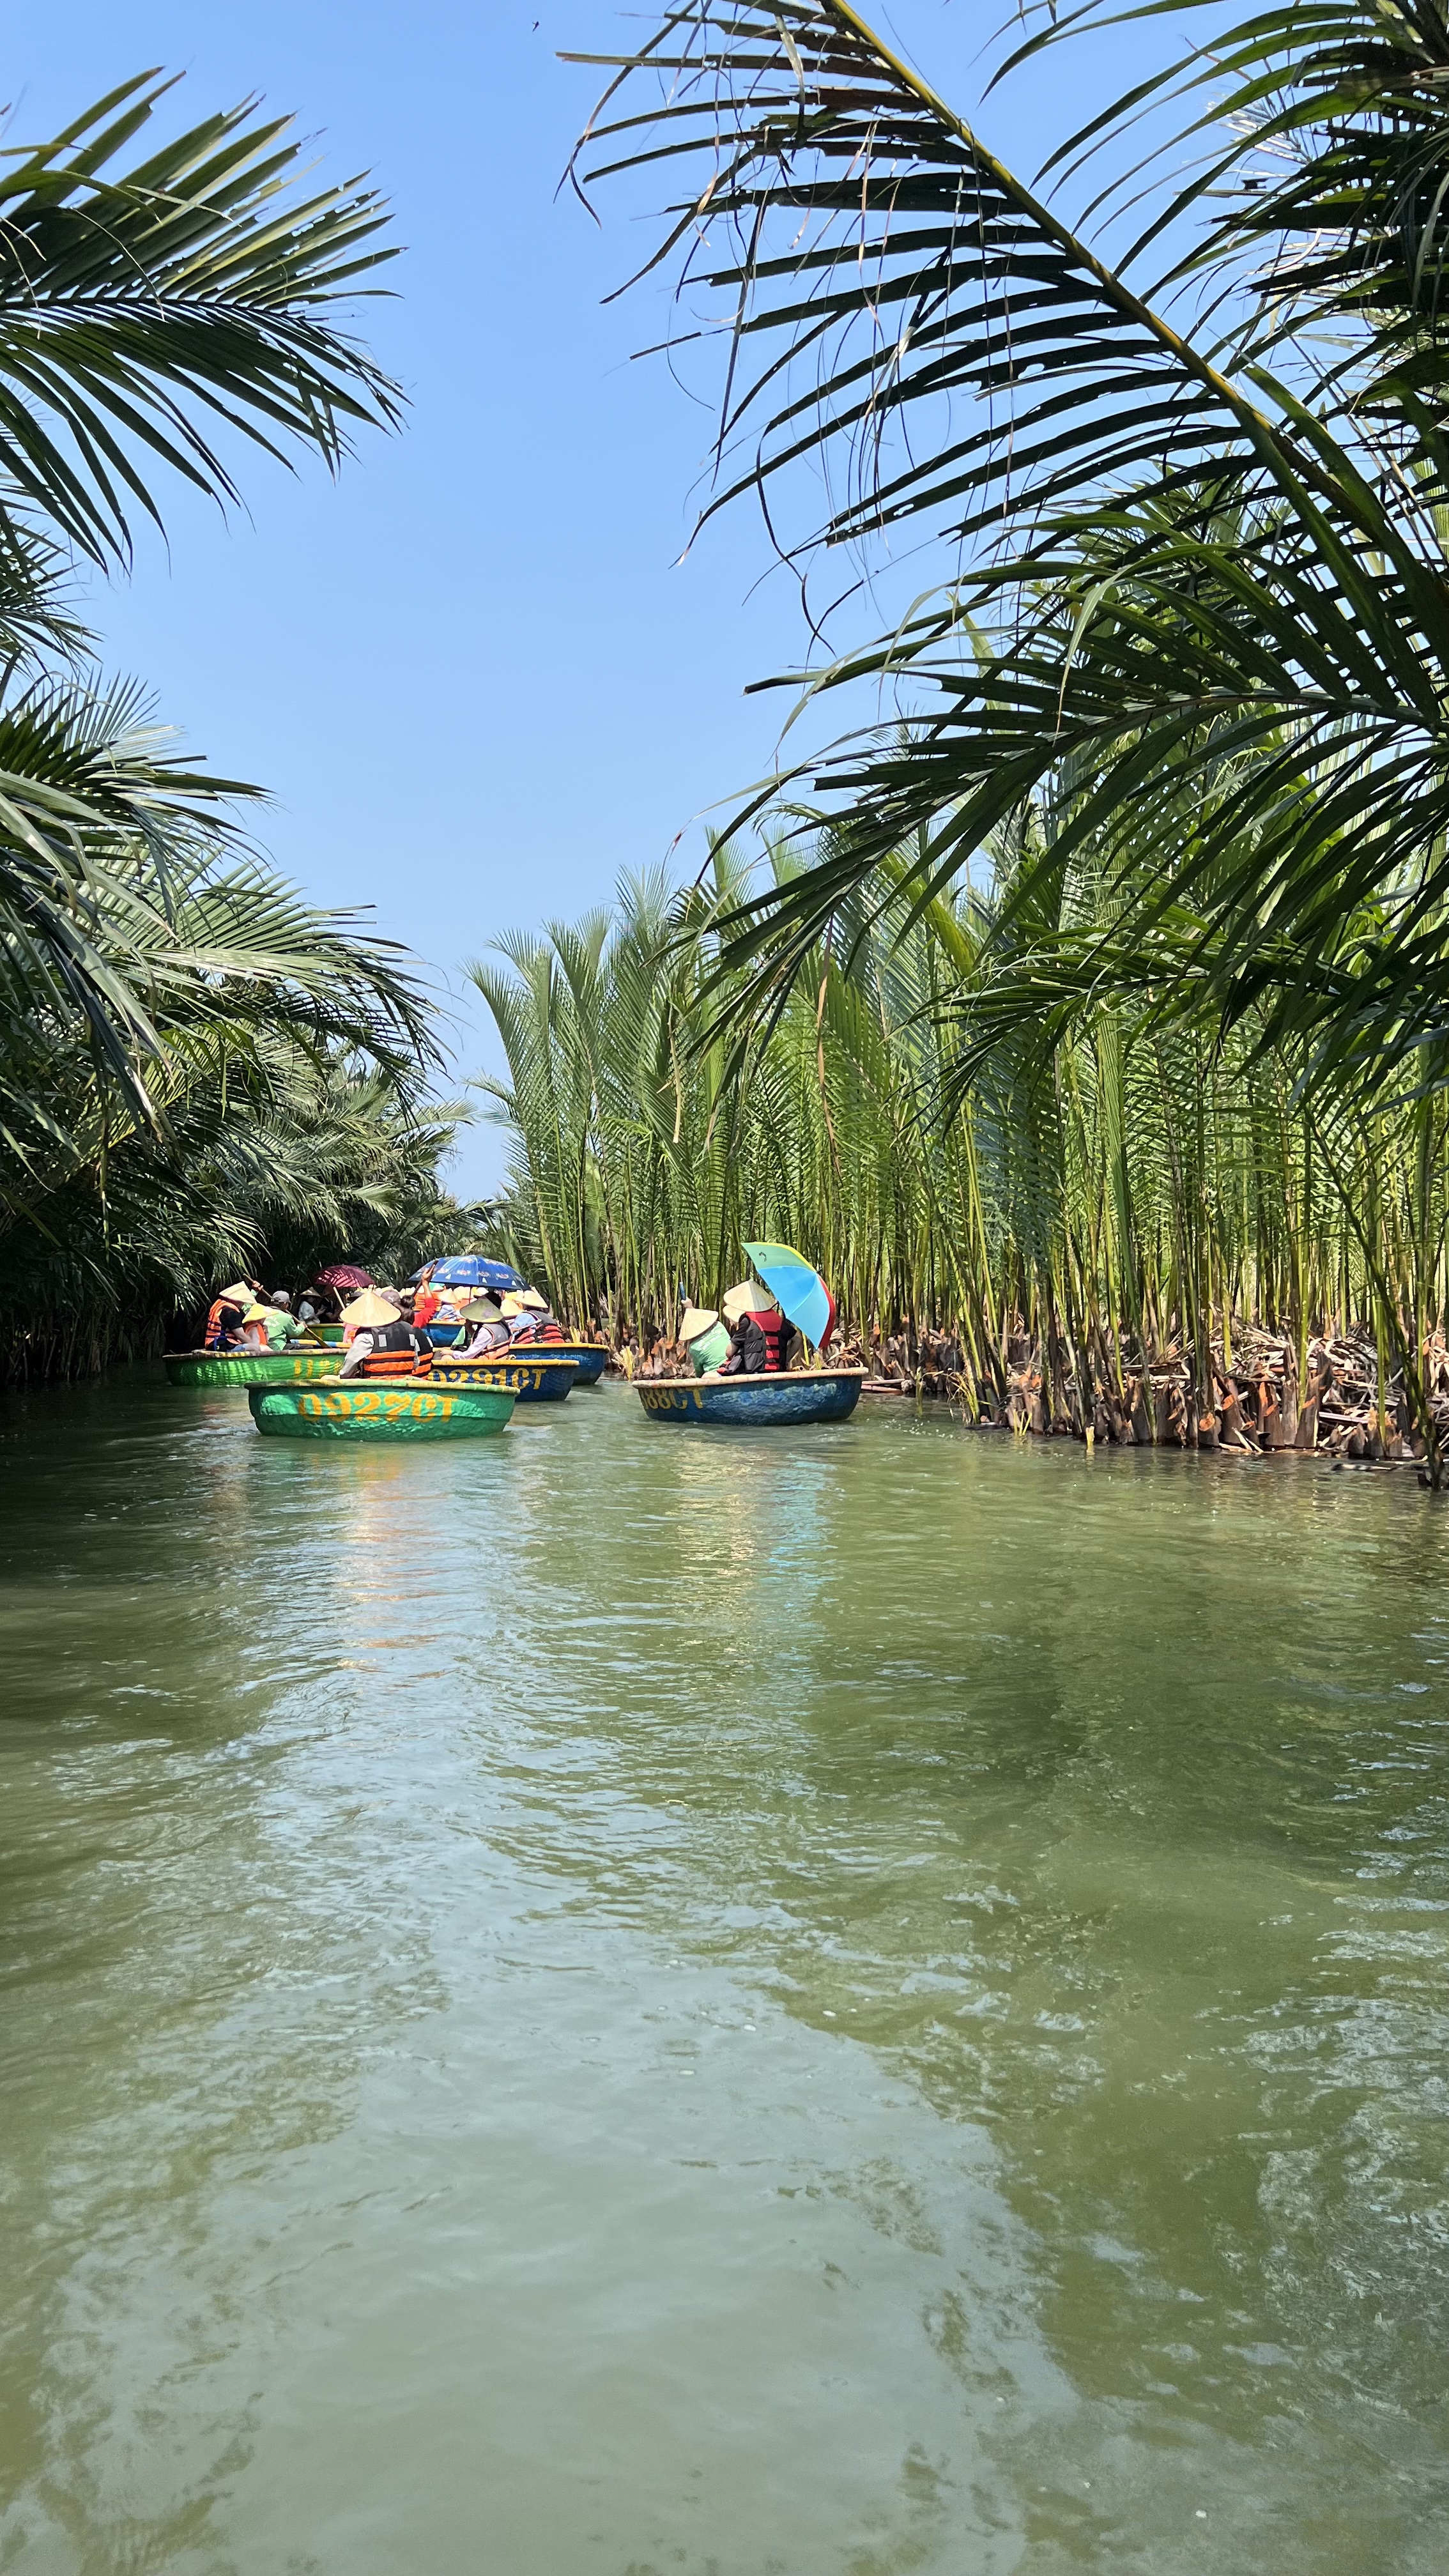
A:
[164, 1246, 864, 1441]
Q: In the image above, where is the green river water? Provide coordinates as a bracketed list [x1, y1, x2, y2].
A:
[1, 1374, 1446, 2573]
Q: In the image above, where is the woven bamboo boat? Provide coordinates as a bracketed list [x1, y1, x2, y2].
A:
[423, 1324, 607, 1383]
[248, 1377, 516, 1441]
[549, 1339, 608, 1384]
[635, 1368, 867, 1427]
[165, 1347, 341, 1389]
[427, 1352, 580, 1402]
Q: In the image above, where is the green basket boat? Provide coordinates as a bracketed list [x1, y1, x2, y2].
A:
[165, 1347, 342, 1389]
[248, 1377, 516, 1441]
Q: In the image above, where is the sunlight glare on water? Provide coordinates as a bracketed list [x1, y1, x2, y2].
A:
[1, 1374, 1447, 2573]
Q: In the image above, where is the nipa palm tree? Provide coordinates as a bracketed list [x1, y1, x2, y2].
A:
[559, 0, 1449, 1462]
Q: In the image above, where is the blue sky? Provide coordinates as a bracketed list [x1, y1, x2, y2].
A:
[24, 4, 1163, 1195]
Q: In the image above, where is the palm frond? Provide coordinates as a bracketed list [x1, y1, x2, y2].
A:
[0, 72, 402, 564]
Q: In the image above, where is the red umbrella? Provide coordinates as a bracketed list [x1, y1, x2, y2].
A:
[315, 1262, 373, 1292]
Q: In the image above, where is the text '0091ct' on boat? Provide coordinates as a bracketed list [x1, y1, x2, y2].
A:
[247, 1379, 516, 1441]
[427, 1353, 580, 1402]
[635, 1368, 867, 1427]
[422, 1326, 608, 1383]
[165, 1347, 341, 1388]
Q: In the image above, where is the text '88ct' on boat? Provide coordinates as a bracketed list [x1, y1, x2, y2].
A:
[635, 1368, 866, 1426]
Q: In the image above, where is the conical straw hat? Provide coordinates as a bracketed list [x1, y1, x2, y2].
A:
[218, 1282, 252, 1306]
[679, 1305, 719, 1342]
[463, 1294, 502, 1322]
[721, 1280, 779, 1323]
[341, 1289, 401, 1328]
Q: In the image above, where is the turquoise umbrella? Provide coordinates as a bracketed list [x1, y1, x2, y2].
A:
[742, 1241, 836, 1351]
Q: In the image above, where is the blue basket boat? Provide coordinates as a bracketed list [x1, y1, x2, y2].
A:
[635, 1368, 866, 1427]
[423, 1324, 607, 1383]
[546, 1338, 608, 1384]
[427, 1353, 580, 1403]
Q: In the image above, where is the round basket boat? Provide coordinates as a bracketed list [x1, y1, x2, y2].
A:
[165, 1347, 341, 1389]
[635, 1367, 867, 1427]
[424, 1325, 607, 1383]
[550, 1339, 608, 1384]
[248, 1377, 516, 1441]
[428, 1352, 580, 1403]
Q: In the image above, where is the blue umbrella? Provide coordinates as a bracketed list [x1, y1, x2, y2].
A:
[413, 1254, 528, 1293]
[743, 1241, 836, 1351]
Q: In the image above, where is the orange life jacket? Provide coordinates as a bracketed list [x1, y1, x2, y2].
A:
[356, 1321, 433, 1379]
[204, 1297, 244, 1349]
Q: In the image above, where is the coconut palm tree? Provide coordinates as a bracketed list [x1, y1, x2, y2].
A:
[0, 66, 442, 1372]
[566, 1, 1449, 1095]
[0, 72, 400, 567]
[0, 70, 405, 1110]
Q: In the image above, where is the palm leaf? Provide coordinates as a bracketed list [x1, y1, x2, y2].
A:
[0, 72, 401, 564]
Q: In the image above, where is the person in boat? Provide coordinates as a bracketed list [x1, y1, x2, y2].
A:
[679, 1305, 732, 1376]
[303, 1278, 344, 1325]
[710, 1282, 797, 1377]
[336, 1292, 433, 1380]
[238, 1292, 308, 1351]
[203, 1287, 250, 1351]
[507, 1289, 566, 1344]
[458, 1294, 510, 1356]
[495, 1292, 545, 1345]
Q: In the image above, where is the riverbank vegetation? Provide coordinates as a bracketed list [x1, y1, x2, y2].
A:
[0, 79, 471, 1379]
[471, 848, 1449, 1458]
[471, 0, 1449, 1468]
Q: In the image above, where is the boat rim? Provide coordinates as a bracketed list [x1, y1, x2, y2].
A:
[640, 1365, 866, 1387]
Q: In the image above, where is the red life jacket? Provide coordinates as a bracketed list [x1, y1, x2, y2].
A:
[751, 1307, 790, 1372]
[356, 1321, 433, 1379]
[510, 1314, 565, 1345]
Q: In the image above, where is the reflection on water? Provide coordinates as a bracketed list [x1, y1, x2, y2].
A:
[1, 1374, 1447, 2572]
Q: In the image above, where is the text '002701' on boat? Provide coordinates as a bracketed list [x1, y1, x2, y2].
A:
[636, 1369, 867, 1427]
[248, 1379, 516, 1440]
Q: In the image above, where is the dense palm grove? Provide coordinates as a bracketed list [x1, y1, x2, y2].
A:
[0, 80, 476, 1378]
[15, 9, 1449, 1471]
[473, 845, 1449, 1451]
[468, 0, 1449, 1469]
